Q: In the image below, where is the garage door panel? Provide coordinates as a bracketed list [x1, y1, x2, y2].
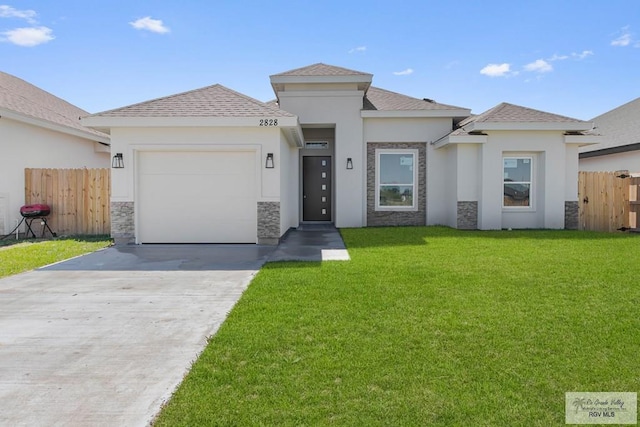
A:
[137, 151, 257, 243]
[140, 151, 254, 175]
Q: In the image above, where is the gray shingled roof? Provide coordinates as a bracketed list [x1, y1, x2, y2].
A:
[0, 71, 107, 140]
[364, 86, 468, 111]
[581, 97, 640, 153]
[89, 84, 295, 118]
[271, 63, 371, 77]
[461, 102, 587, 125]
[447, 102, 591, 138]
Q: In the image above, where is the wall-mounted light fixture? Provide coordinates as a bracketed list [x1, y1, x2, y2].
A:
[265, 153, 274, 169]
[346, 157, 353, 170]
[112, 153, 124, 168]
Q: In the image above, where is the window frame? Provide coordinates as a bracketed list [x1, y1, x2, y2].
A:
[502, 156, 534, 210]
[375, 149, 419, 211]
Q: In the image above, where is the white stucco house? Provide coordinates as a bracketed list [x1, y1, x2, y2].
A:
[0, 72, 110, 237]
[579, 96, 640, 172]
[82, 63, 598, 244]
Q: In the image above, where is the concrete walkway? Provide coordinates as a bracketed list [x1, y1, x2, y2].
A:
[269, 224, 350, 262]
[0, 227, 349, 426]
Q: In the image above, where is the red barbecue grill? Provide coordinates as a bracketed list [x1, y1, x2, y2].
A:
[20, 204, 56, 238]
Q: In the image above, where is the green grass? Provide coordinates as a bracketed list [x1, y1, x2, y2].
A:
[154, 227, 640, 426]
[0, 236, 112, 278]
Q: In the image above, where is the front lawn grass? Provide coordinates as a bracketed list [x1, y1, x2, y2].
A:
[155, 227, 640, 426]
[0, 236, 112, 278]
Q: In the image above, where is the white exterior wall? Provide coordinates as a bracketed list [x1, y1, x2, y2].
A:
[456, 144, 481, 201]
[579, 151, 640, 173]
[278, 91, 364, 227]
[108, 126, 281, 204]
[427, 142, 452, 227]
[0, 118, 109, 235]
[565, 144, 580, 200]
[363, 117, 454, 226]
[279, 133, 299, 234]
[108, 126, 286, 240]
[455, 144, 481, 228]
[477, 131, 569, 230]
[363, 117, 452, 142]
[431, 143, 481, 228]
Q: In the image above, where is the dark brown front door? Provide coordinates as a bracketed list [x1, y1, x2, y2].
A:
[303, 156, 332, 221]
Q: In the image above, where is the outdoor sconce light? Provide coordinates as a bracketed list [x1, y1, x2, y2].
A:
[265, 153, 274, 169]
[346, 157, 353, 170]
[112, 153, 124, 168]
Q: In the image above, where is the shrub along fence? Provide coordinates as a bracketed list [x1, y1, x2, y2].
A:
[24, 168, 110, 236]
[578, 171, 639, 232]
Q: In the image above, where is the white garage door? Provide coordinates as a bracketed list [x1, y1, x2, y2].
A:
[137, 151, 257, 243]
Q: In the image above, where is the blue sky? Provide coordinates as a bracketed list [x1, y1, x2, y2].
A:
[1, 1, 638, 119]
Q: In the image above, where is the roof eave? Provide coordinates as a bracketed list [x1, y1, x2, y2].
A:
[282, 124, 304, 148]
[1, 108, 110, 144]
[464, 121, 594, 132]
[564, 135, 602, 146]
[361, 108, 471, 119]
[270, 74, 372, 95]
[433, 134, 488, 149]
[270, 74, 372, 85]
[580, 142, 640, 158]
[81, 115, 300, 129]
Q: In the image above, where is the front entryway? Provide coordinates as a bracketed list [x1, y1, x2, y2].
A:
[303, 156, 332, 221]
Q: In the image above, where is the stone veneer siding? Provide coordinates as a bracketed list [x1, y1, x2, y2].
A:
[258, 201, 280, 245]
[111, 201, 134, 244]
[457, 201, 478, 229]
[564, 201, 579, 230]
[367, 143, 426, 226]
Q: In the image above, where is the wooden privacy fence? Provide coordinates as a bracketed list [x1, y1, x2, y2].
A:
[24, 168, 110, 236]
[578, 171, 639, 232]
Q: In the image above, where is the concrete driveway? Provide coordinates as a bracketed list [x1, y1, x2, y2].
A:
[0, 244, 274, 427]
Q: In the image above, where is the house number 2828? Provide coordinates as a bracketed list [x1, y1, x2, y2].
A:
[259, 119, 278, 126]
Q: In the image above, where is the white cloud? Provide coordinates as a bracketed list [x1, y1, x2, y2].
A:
[445, 60, 461, 69]
[1, 26, 54, 46]
[0, 5, 37, 24]
[572, 50, 594, 59]
[130, 16, 170, 34]
[524, 59, 553, 73]
[548, 53, 569, 61]
[611, 27, 632, 46]
[393, 68, 414, 76]
[348, 46, 366, 53]
[549, 50, 594, 61]
[480, 63, 512, 77]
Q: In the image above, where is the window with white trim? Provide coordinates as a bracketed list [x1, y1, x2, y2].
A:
[375, 149, 418, 210]
[503, 157, 532, 208]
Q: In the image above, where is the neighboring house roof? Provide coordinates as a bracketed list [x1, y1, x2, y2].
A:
[270, 63, 372, 77]
[580, 96, 640, 156]
[363, 86, 467, 112]
[456, 102, 593, 133]
[0, 71, 109, 143]
[88, 84, 296, 118]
